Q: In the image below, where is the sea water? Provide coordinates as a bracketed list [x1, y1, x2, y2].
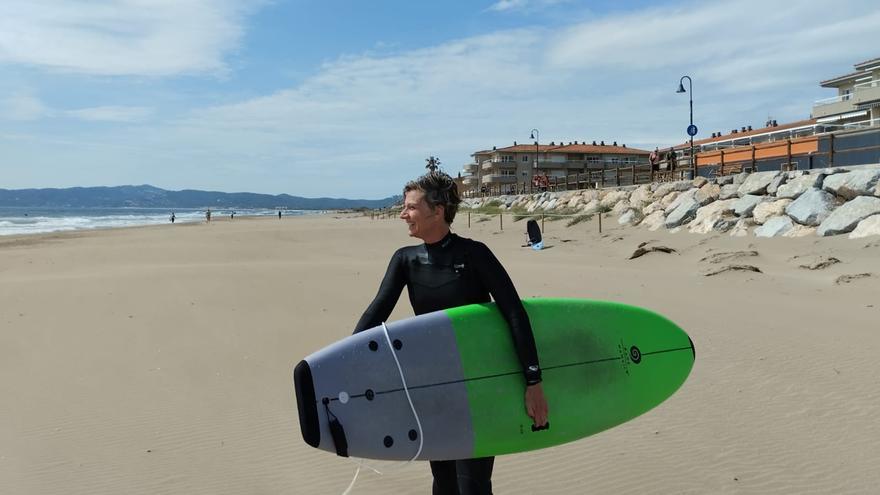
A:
[0, 207, 312, 236]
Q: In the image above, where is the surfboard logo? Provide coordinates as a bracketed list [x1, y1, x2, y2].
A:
[629, 346, 642, 364]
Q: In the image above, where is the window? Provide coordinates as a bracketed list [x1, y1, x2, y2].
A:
[501, 155, 515, 162]
[842, 89, 852, 101]
[587, 156, 600, 165]
[522, 155, 530, 162]
[501, 169, 516, 176]
[610, 157, 620, 165]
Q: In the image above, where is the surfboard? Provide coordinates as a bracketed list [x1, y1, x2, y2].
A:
[293, 298, 694, 461]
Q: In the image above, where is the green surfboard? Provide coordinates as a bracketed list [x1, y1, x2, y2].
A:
[294, 298, 694, 461]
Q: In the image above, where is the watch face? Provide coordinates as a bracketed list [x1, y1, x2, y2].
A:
[528, 365, 539, 372]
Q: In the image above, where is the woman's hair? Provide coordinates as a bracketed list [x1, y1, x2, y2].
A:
[403, 171, 461, 224]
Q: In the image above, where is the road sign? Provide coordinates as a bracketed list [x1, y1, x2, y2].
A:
[687, 124, 698, 137]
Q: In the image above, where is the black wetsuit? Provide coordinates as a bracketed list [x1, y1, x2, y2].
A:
[354, 231, 541, 495]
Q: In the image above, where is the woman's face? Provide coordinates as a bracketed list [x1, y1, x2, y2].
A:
[400, 190, 446, 240]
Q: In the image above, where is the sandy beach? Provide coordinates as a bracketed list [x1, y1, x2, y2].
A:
[1, 212, 879, 494]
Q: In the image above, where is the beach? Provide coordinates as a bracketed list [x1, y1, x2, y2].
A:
[1, 212, 878, 494]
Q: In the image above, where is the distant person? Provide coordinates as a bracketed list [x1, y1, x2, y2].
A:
[650, 148, 659, 171]
[278, 210, 282, 219]
[231, 211, 235, 220]
[170, 212, 176, 223]
[206, 209, 212, 222]
[666, 149, 677, 171]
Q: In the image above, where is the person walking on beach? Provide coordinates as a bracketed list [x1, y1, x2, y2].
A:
[278, 210, 282, 219]
[170, 212, 175, 223]
[206, 209, 212, 222]
[353, 171, 548, 495]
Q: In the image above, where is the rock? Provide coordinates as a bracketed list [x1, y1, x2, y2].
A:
[643, 201, 663, 215]
[737, 171, 779, 196]
[688, 199, 736, 234]
[611, 199, 632, 216]
[785, 188, 836, 226]
[699, 182, 721, 202]
[641, 211, 666, 231]
[753, 199, 793, 225]
[581, 199, 601, 214]
[665, 192, 703, 228]
[822, 169, 880, 200]
[849, 214, 880, 239]
[566, 195, 584, 209]
[754, 216, 795, 237]
[618, 208, 645, 226]
[652, 180, 692, 200]
[775, 173, 823, 199]
[629, 185, 653, 208]
[659, 191, 681, 209]
[600, 190, 629, 209]
[816, 196, 880, 236]
[733, 172, 748, 186]
[733, 194, 765, 217]
[716, 175, 736, 186]
[719, 184, 740, 200]
[782, 224, 816, 237]
[692, 176, 709, 188]
[767, 173, 788, 195]
[729, 218, 755, 237]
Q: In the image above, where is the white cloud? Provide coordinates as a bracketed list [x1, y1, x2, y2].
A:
[487, 0, 571, 13]
[0, 93, 50, 121]
[0, 0, 263, 76]
[66, 106, 154, 122]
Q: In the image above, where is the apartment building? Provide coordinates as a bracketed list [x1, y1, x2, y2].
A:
[812, 56, 880, 126]
[461, 140, 650, 195]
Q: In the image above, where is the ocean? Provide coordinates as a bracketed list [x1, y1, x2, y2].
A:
[0, 207, 313, 236]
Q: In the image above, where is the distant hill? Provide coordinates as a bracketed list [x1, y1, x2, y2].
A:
[0, 185, 400, 210]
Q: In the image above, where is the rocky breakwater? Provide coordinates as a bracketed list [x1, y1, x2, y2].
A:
[461, 165, 880, 239]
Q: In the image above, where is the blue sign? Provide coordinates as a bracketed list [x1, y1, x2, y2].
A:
[687, 124, 698, 137]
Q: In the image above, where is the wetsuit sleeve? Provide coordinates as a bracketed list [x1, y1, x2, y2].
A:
[471, 242, 542, 385]
[353, 249, 406, 333]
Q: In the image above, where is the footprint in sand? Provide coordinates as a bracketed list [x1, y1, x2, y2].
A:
[703, 264, 763, 277]
[699, 250, 759, 264]
[834, 273, 873, 285]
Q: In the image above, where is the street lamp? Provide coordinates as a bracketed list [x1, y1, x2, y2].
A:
[676, 75, 697, 179]
[529, 128, 539, 194]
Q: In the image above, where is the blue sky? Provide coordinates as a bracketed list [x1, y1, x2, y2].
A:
[1, 0, 878, 199]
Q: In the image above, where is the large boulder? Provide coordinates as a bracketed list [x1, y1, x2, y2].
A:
[849, 215, 880, 239]
[767, 173, 788, 195]
[659, 191, 681, 209]
[753, 199, 793, 225]
[733, 194, 765, 217]
[652, 180, 692, 200]
[699, 182, 721, 202]
[737, 171, 779, 196]
[729, 218, 755, 237]
[754, 216, 795, 237]
[822, 169, 880, 200]
[618, 208, 644, 226]
[692, 176, 709, 188]
[600, 190, 630, 209]
[776, 173, 823, 199]
[665, 191, 703, 228]
[611, 199, 632, 216]
[629, 185, 653, 208]
[641, 210, 666, 231]
[785, 188, 836, 226]
[783, 224, 817, 237]
[688, 199, 737, 234]
[816, 196, 880, 236]
[719, 183, 739, 200]
[581, 198, 601, 214]
[644, 201, 663, 215]
[716, 175, 736, 186]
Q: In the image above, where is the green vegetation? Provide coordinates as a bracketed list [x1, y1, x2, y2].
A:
[566, 213, 594, 227]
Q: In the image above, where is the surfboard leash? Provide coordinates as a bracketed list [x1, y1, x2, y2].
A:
[341, 321, 425, 494]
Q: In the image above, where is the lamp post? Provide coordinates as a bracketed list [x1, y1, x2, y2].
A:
[530, 128, 539, 194]
[676, 76, 697, 179]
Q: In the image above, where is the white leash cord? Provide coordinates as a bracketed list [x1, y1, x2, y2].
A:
[341, 321, 424, 494]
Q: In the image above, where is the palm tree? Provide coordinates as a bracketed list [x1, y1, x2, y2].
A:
[425, 156, 441, 172]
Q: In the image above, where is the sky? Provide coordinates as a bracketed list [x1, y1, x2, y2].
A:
[1, 0, 878, 199]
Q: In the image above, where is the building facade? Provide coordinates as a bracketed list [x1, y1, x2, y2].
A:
[812, 56, 880, 126]
[461, 141, 650, 196]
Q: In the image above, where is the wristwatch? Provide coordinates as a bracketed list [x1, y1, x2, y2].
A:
[525, 365, 542, 385]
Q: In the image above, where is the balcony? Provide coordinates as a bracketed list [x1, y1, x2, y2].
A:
[481, 174, 518, 184]
[813, 79, 880, 118]
[463, 176, 479, 185]
[533, 160, 585, 170]
[463, 163, 478, 173]
[482, 160, 518, 171]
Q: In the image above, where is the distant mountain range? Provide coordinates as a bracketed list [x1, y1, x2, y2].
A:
[0, 185, 400, 210]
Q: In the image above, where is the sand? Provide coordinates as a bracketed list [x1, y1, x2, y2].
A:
[1, 212, 879, 494]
